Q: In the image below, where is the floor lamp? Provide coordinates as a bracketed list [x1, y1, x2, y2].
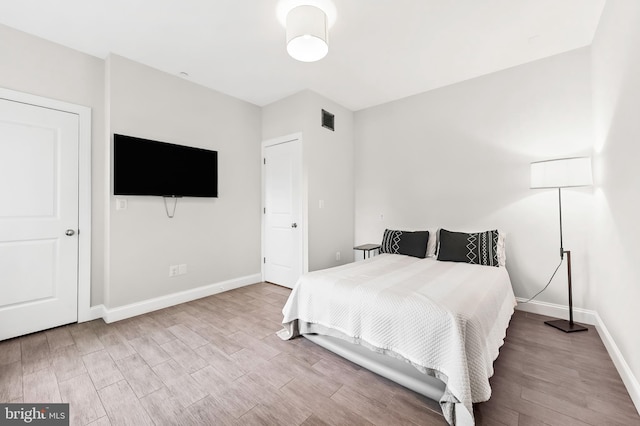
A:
[530, 157, 592, 333]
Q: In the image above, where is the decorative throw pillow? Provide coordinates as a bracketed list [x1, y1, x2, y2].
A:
[380, 229, 430, 259]
[437, 229, 499, 267]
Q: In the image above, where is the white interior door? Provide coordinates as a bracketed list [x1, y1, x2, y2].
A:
[264, 139, 302, 288]
[0, 98, 79, 341]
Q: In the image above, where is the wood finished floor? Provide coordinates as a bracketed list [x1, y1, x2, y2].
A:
[1, 282, 639, 426]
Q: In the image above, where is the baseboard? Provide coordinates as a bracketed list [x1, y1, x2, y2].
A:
[515, 298, 640, 416]
[84, 304, 105, 322]
[594, 312, 640, 416]
[514, 297, 597, 325]
[102, 273, 261, 323]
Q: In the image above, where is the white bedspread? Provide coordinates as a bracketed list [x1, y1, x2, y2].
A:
[279, 254, 516, 426]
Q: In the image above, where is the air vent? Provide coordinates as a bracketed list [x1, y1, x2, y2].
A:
[321, 109, 335, 131]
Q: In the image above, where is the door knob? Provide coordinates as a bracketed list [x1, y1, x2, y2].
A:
[291, 223, 298, 228]
[65, 229, 75, 236]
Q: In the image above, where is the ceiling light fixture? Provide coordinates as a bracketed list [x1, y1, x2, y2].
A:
[286, 5, 328, 62]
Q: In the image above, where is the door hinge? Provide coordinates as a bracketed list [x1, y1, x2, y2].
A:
[263, 207, 266, 214]
[263, 257, 266, 264]
[263, 158, 266, 165]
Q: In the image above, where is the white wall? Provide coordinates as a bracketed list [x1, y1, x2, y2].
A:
[106, 54, 262, 308]
[591, 0, 640, 398]
[262, 90, 355, 271]
[0, 25, 263, 311]
[0, 24, 107, 306]
[354, 48, 595, 310]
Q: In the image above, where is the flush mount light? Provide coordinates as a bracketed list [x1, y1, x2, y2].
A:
[277, 0, 335, 63]
[286, 5, 328, 62]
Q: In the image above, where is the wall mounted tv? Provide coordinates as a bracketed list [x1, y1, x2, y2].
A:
[113, 134, 218, 197]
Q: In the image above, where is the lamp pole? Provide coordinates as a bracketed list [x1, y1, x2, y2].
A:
[559, 188, 564, 260]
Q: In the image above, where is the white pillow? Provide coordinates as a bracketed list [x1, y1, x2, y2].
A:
[497, 231, 506, 267]
[426, 228, 438, 258]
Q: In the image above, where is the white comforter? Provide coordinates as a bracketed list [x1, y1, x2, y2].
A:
[279, 254, 516, 426]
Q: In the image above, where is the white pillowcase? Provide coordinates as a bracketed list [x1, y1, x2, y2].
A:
[497, 231, 506, 267]
[426, 228, 438, 258]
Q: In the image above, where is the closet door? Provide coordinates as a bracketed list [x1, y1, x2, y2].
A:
[263, 138, 302, 289]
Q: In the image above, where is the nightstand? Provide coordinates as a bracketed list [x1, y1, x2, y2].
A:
[354, 243, 381, 260]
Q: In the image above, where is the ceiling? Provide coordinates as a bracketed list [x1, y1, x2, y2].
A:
[0, 0, 606, 111]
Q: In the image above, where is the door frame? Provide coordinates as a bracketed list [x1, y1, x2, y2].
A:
[261, 132, 307, 285]
[0, 87, 93, 322]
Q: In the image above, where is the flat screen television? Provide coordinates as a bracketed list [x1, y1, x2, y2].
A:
[114, 134, 218, 197]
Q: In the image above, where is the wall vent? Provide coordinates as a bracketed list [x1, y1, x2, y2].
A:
[321, 109, 335, 131]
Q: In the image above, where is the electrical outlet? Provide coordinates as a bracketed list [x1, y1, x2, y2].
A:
[169, 265, 179, 277]
[336, 251, 341, 261]
[178, 264, 187, 275]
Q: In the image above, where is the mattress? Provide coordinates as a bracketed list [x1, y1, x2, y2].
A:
[279, 253, 516, 425]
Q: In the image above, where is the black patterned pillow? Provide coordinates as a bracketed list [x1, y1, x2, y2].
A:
[437, 229, 499, 267]
[380, 229, 430, 259]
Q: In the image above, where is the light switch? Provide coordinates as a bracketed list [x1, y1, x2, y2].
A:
[116, 198, 127, 210]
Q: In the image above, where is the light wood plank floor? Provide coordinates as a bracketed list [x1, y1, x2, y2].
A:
[1, 282, 639, 425]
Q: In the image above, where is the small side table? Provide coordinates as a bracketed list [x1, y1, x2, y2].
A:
[354, 243, 381, 260]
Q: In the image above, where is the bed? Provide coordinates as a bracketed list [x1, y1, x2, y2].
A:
[278, 245, 516, 426]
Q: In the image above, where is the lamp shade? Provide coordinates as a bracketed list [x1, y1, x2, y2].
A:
[530, 157, 593, 189]
[286, 5, 328, 62]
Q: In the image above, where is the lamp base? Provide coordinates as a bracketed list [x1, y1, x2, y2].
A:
[544, 319, 588, 333]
